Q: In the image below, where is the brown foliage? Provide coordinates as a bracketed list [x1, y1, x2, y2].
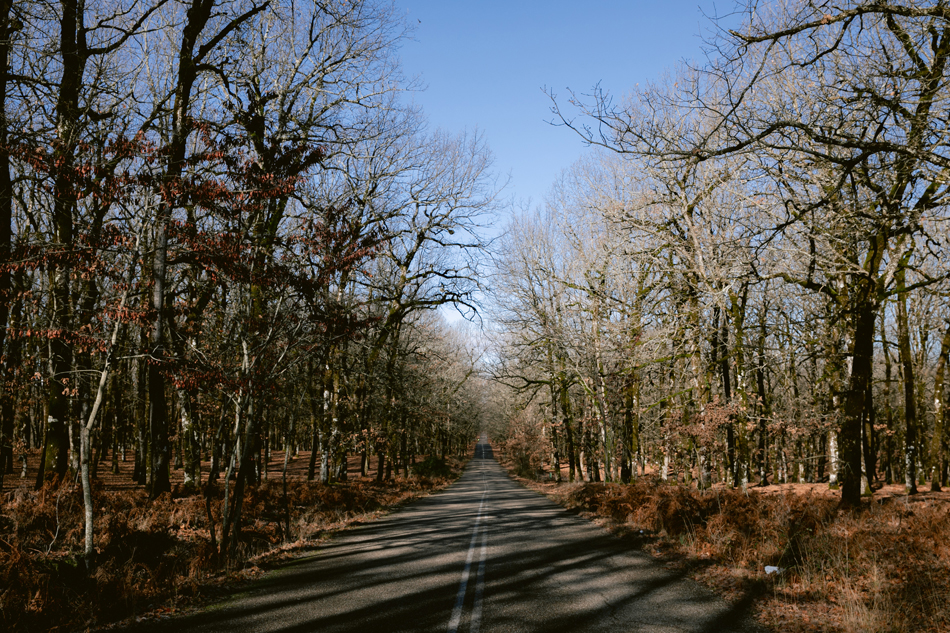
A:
[0, 472, 458, 632]
[501, 410, 548, 479]
[538, 479, 950, 632]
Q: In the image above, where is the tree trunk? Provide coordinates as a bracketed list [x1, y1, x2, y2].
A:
[839, 296, 878, 507]
[0, 0, 15, 490]
[0, 270, 22, 487]
[755, 314, 770, 486]
[79, 309, 124, 571]
[620, 373, 639, 484]
[896, 274, 918, 495]
[712, 305, 736, 483]
[177, 386, 200, 490]
[882, 318, 896, 484]
[862, 378, 877, 487]
[930, 320, 950, 491]
[558, 378, 577, 482]
[42, 0, 91, 484]
[729, 287, 751, 489]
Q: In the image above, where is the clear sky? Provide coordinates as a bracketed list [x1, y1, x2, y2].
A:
[396, 0, 732, 210]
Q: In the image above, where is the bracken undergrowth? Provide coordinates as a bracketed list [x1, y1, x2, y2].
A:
[0, 469, 459, 633]
[524, 477, 950, 633]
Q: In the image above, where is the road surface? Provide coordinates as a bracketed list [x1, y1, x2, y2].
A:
[141, 437, 763, 632]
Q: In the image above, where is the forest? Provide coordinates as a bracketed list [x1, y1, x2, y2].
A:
[1, 0, 950, 631]
[0, 0, 499, 622]
[494, 0, 950, 507]
[486, 3, 950, 629]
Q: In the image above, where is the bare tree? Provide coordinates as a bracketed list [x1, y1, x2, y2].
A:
[550, 1, 950, 506]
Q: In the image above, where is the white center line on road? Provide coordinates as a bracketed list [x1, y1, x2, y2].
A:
[469, 526, 488, 633]
[447, 464, 490, 633]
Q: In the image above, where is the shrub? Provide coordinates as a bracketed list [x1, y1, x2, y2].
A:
[411, 456, 452, 479]
[499, 408, 547, 480]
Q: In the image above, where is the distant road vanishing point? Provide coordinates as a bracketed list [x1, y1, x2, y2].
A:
[135, 436, 764, 632]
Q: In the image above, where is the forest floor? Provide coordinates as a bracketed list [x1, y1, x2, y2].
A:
[497, 454, 950, 633]
[0, 447, 468, 632]
[1, 446, 399, 494]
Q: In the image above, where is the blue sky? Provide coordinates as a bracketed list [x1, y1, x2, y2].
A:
[396, 0, 731, 209]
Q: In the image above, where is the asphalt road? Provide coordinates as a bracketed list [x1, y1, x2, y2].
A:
[145, 437, 764, 632]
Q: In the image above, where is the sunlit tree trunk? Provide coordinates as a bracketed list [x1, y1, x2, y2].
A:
[729, 287, 750, 489]
[930, 320, 950, 491]
[547, 373, 562, 483]
[896, 267, 918, 495]
[839, 270, 883, 506]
